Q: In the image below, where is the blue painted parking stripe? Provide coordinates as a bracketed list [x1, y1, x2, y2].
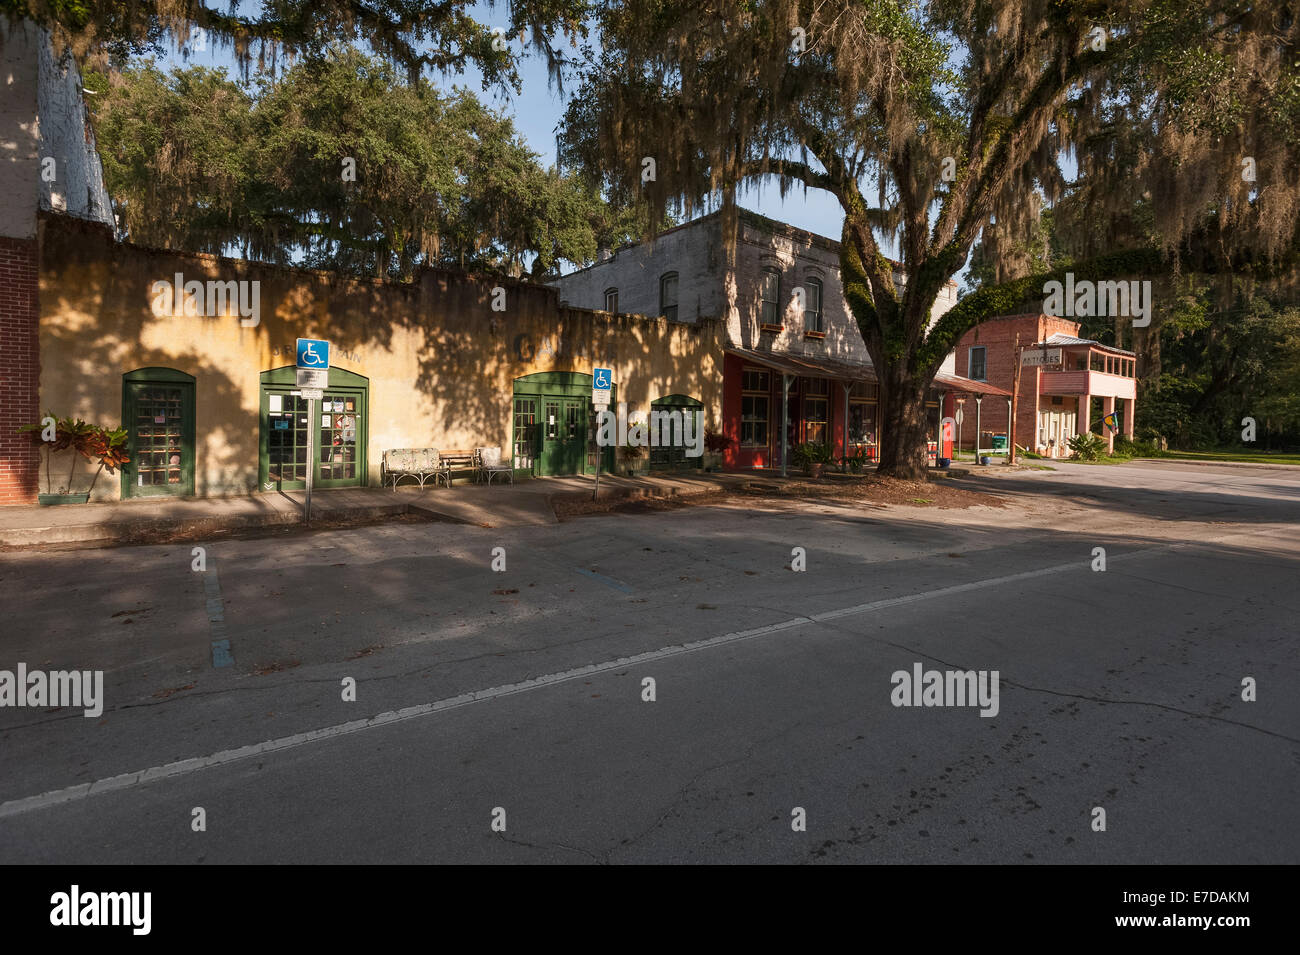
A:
[575, 567, 633, 593]
[202, 556, 234, 667]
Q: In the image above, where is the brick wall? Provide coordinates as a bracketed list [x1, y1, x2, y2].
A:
[0, 235, 40, 504]
[950, 313, 1085, 452]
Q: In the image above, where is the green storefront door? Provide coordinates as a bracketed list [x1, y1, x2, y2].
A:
[258, 367, 368, 491]
[648, 394, 704, 471]
[121, 368, 196, 498]
[540, 398, 586, 475]
[512, 372, 612, 477]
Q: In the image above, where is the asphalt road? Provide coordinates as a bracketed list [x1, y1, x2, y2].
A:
[1, 459, 1297, 863]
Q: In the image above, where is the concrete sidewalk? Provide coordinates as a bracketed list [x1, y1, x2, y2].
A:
[0, 472, 750, 547]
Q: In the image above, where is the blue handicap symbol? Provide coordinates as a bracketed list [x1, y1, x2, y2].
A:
[594, 368, 611, 389]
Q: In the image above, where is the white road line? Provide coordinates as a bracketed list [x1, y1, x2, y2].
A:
[0, 534, 1241, 820]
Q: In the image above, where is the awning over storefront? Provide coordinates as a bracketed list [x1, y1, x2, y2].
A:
[725, 346, 877, 384]
[933, 373, 1012, 397]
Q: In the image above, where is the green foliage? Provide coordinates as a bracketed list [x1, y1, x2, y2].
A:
[560, 0, 1299, 480]
[1066, 431, 1108, 462]
[792, 442, 832, 468]
[1112, 436, 1165, 459]
[841, 449, 866, 473]
[7, 0, 587, 87]
[88, 50, 642, 279]
[1137, 286, 1300, 449]
[19, 412, 130, 494]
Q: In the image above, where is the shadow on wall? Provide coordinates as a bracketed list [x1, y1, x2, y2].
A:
[36, 214, 723, 497]
[37, 306, 251, 501]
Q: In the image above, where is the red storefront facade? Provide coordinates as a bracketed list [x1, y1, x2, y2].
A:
[721, 349, 1004, 471]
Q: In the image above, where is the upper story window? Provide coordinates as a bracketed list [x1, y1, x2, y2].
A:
[760, 268, 781, 325]
[968, 345, 987, 381]
[604, 287, 618, 313]
[741, 366, 770, 392]
[660, 272, 678, 322]
[804, 277, 824, 333]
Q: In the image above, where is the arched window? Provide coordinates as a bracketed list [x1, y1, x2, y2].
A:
[660, 272, 679, 321]
[604, 287, 619, 313]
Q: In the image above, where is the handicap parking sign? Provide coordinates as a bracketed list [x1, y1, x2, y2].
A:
[296, 338, 330, 369]
[593, 368, 612, 390]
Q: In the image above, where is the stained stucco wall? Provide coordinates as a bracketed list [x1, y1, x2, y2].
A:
[0, 17, 113, 237]
[36, 30, 113, 225]
[0, 17, 41, 240]
[552, 217, 724, 323]
[37, 214, 723, 500]
[551, 209, 961, 376]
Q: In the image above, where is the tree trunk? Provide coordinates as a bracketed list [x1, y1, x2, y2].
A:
[876, 373, 930, 480]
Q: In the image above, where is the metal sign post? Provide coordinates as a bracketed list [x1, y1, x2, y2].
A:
[305, 396, 315, 522]
[593, 368, 613, 501]
[296, 338, 331, 524]
[593, 403, 607, 501]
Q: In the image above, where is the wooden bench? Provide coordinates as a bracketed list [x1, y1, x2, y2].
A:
[382, 448, 450, 490]
[438, 448, 482, 484]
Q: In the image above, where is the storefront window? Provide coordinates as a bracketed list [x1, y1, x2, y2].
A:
[741, 395, 769, 446]
[804, 398, 828, 444]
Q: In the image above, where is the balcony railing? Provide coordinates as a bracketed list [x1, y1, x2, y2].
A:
[1039, 369, 1135, 399]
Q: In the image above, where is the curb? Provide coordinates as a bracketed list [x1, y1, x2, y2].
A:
[1131, 456, 1300, 471]
[0, 501, 406, 548]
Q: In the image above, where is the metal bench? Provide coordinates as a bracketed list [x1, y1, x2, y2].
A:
[476, 446, 513, 485]
[382, 448, 450, 490]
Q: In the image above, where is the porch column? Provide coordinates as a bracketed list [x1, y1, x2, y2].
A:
[841, 382, 850, 470]
[1079, 392, 1091, 435]
[781, 373, 791, 478]
[1103, 395, 1116, 452]
[1123, 397, 1135, 439]
[1006, 397, 1013, 456]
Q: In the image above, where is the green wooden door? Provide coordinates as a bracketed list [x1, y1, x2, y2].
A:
[649, 394, 704, 471]
[122, 370, 195, 498]
[539, 398, 587, 476]
[513, 372, 610, 477]
[561, 398, 586, 474]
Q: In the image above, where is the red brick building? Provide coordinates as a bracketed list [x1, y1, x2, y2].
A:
[945, 313, 1137, 457]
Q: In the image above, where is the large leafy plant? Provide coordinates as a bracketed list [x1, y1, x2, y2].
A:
[19, 413, 131, 495]
[1067, 431, 1108, 462]
[792, 442, 833, 468]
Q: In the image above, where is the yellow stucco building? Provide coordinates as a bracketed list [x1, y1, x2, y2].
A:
[34, 215, 723, 502]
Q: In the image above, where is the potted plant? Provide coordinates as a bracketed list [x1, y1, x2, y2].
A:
[702, 429, 732, 472]
[792, 441, 832, 477]
[841, 448, 866, 474]
[618, 441, 646, 477]
[19, 413, 131, 505]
